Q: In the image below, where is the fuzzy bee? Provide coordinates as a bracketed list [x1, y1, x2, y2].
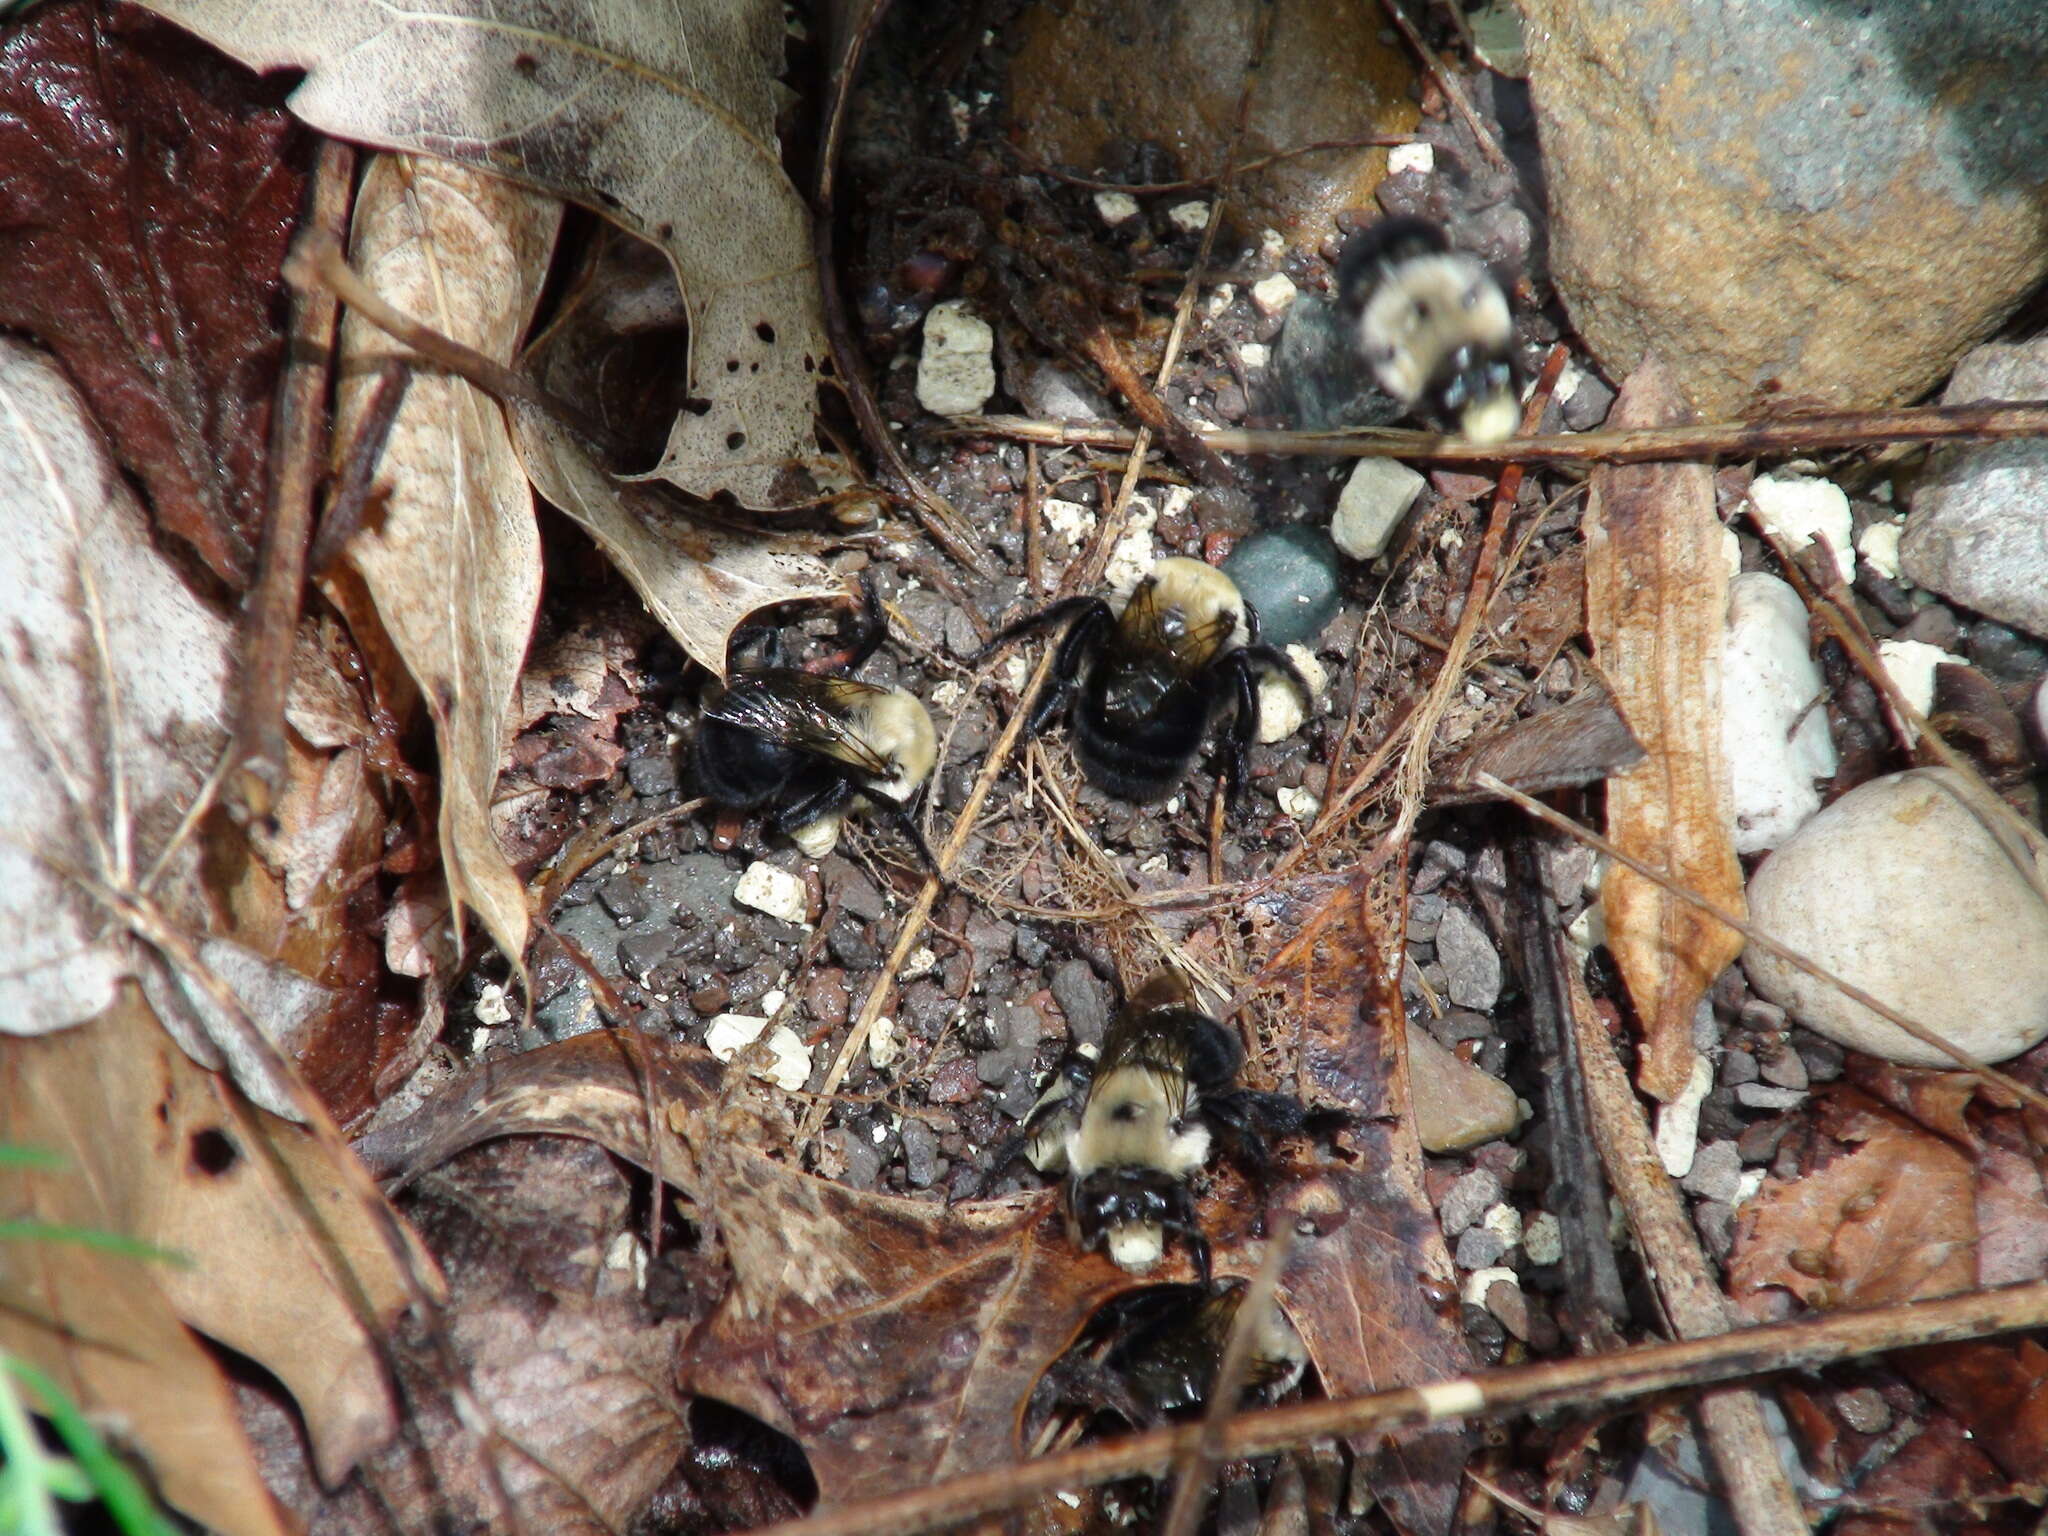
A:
[1023, 971, 1308, 1276]
[1108, 1281, 1308, 1420]
[691, 580, 938, 865]
[980, 557, 1309, 803]
[1337, 216, 1521, 444]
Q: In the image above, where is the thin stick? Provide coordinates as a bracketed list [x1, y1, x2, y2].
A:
[1377, 0, 1513, 173]
[1549, 868, 1807, 1536]
[964, 398, 2048, 464]
[750, 1280, 2048, 1536]
[307, 357, 411, 575]
[231, 139, 355, 821]
[1477, 773, 2048, 1118]
[1158, 1233, 1292, 1536]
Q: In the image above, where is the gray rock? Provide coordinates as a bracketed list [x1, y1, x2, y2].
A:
[625, 751, 679, 798]
[597, 872, 652, 924]
[1902, 343, 2048, 639]
[1527, 1, 2048, 421]
[1735, 1083, 1809, 1112]
[1050, 959, 1111, 1046]
[1414, 840, 1467, 895]
[1719, 1050, 1758, 1086]
[1680, 1138, 1744, 1204]
[1440, 1169, 1503, 1237]
[902, 1118, 942, 1188]
[1455, 1225, 1509, 1270]
[1435, 904, 1503, 1012]
[1758, 1042, 1808, 1091]
[617, 925, 677, 980]
[1331, 458, 1425, 562]
[1220, 526, 1342, 648]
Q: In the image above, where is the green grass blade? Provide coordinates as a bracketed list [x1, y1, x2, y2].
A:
[6, 1358, 182, 1536]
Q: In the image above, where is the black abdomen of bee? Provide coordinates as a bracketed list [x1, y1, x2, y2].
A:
[691, 716, 801, 810]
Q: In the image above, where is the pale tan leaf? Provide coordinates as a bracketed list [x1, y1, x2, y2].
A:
[0, 988, 438, 1532]
[0, 338, 226, 1035]
[134, 0, 832, 509]
[329, 155, 558, 972]
[512, 403, 838, 676]
[1584, 358, 1746, 1101]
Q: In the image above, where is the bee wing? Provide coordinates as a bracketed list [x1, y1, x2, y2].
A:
[703, 670, 895, 779]
[1094, 990, 1244, 1096]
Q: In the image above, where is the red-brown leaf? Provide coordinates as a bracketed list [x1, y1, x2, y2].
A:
[0, 1, 302, 585]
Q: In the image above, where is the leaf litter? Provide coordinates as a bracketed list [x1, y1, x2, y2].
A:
[5, 1, 2048, 1533]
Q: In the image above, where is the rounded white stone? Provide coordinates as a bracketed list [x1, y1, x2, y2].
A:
[788, 812, 843, 860]
[915, 300, 996, 417]
[1093, 190, 1140, 226]
[1744, 768, 2048, 1066]
[1858, 518, 1905, 582]
[1250, 272, 1298, 316]
[1878, 637, 1963, 719]
[1332, 457, 1426, 561]
[1722, 572, 1837, 853]
[1255, 645, 1328, 744]
[735, 860, 809, 924]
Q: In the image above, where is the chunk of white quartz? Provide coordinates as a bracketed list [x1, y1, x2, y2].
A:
[1722, 572, 1837, 853]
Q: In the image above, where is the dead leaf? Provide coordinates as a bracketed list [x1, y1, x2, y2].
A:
[0, 987, 435, 1534]
[1584, 358, 1745, 1101]
[1729, 1091, 1976, 1314]
[0, 2, 301, 586]
[1430, 686, 1645, 804]
[511, 402, 840, 676]
[325, 154, 559, 973]
[136, 0, 836, 510]
[1831, 1417, 2007, 1536]
[1257, 877, 1475, 1536]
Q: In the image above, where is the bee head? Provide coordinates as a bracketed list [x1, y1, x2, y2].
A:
[1434, 345, 1519, 445]
[1068, 1166, 1195, 1273]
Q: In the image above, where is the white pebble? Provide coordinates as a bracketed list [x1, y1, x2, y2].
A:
[1042, 497, 1095, 544]
[915, 299, 996, 417]
[758, 988, 786, 1016]
[1744, 767, 2048, 1066]
[1878, 637, 1963, 719]
[1721, 526, 1743, 580]
[1093, 190, 1140, 226]
[1388, 141, 1435, 176]
[474, 983, 512, 1026]
[1462, 1265, 1517, 1306]
[1749, 473, 1855, 584]
[1858, 518, 1906, 582]
[1722, 572, 1837, 853]
[1331, 457, 1426, 561]
[734, 860, 809, 924]
[1250, 272, 1298, 316]
[902, 947, 937, 978]
[1001, 654, 1030, 693]
[1239, 342, 1270, 370]
[1203, 282, 1236, 318]
[1653, 1054, 1713, 1178]
[1257, 227, 1286, 265]
[1257, 646, 1327, 744]
[868, 1016, 900, 1071]
[1168, 200, 1211, 233]
[1522, 1211, 1562, 1265]
[1277, 786, 1320, 820]
[705, 1012, 768, 1060]
[1482, 1202, 1524, 1249]
[1102, 502, 1160, 592]
[758, 1026, 813, 1090]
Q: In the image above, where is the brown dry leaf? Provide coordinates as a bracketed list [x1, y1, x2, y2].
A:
[1583, 357, 1745, 1101]
[0, 988, 434, 1534]
[512, 402, 840, 676]
[1430, 685, 1644, 804]
[0, 337, 353, 1119]
[0, 2, 302, 586]
[136, 0, 834, 510]
[1255, 876, 1475, 1536]
[324, 154, 559, 972]
[1729, 1090, 1976, 1313]
[1831, 1417, 2007, 1536]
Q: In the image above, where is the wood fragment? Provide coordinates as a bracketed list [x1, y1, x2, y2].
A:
[1582, 359, 1744, 1102]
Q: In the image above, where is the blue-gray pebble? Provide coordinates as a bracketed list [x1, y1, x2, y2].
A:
[1222, 526, 1342, 648]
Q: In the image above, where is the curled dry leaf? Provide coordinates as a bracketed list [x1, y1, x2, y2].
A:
[325, 154, 560, 972]
[0, 989, 434, 1536]
[0, 2, 302, 586]
[136, 0, 835, 510]
[512, 401, 841, 676]
[1584, 358, 1745, 1101]
[1255, 877, 1475, 1536]
[355, 1034, 1139, 1507]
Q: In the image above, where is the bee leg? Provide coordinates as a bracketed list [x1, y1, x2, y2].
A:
[974, 595, 1105, 661]
[1219, 651, 1262, 803]
[1026, 601, 1114, 734]
[841, 569, 889, 671]
[773, 774, 857, 835]
[868, 791, 947, 882]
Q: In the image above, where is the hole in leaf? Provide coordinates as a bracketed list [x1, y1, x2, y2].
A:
[755, 321, 776, 345]
[189, 1128, 239, 1177]
[726, 431, 746, 451]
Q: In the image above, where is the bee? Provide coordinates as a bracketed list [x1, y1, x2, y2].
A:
[1107, 1281, 1308, 1420]
[1337, 217, 1520, 444]
[1022, 971, 1308, 1276]
[979, 557, 1309, 803]
[691, 580, 938, 865]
